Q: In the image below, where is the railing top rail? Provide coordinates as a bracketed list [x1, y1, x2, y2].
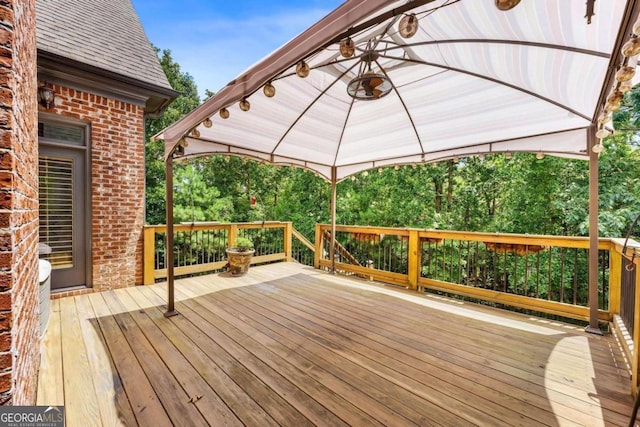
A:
[145, 221, 291, 232]
[611, 237, 640, 257]
[317, 223, 617, 248]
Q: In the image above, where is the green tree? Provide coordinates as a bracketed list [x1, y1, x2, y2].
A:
[173, 161, 234, 223]
[145, 48, 201, 225]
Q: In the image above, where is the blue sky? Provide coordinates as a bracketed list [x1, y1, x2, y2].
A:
[131, 0, 342, 98]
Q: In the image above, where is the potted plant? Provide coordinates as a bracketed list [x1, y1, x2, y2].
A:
[225, 236, 255, 276]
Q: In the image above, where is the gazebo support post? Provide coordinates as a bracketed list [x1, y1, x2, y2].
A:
[330, 167, 337, 274]
[586, 126, 602, 335]
[164, 155, 178, 317]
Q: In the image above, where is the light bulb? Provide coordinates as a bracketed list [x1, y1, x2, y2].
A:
[263, 82, 276, 97]
[191, 128, 200, 138]
[202, 118, 212, 128]
[622, 38, 640, 57]
[339, 38, 355, 58]
[495, 0, 521, 11]
[595, 128, 611, 139]
[592, 143, 604, 154]
[597, 112, 611, 124]
[619, 81, 633, 94]
[536, 152, 545, 160]
[296, 60, 310, 78]
[606, 101, 621, 112]
[219, 108, 230, 119]
[616, 66, 636, 82]
[607, 90, 624, 106]
[239, 98, 250, 112]
[399, 14, 419, 38]
[633, 16, 640, 36]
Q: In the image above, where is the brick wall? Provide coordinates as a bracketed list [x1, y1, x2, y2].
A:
[40, 85, 145, 290]
[0, 0, 40, 405]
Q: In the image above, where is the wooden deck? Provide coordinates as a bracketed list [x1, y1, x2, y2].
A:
[36, 262, 635, 426]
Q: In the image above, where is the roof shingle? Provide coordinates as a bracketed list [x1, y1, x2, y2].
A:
[36, 0, 172, 91]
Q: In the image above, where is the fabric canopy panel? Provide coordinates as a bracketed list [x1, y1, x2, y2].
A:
[159, 0, 636, 182]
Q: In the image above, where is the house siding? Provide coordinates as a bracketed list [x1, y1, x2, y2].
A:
[39, 85, 145, 291]
[0, 0, 40, 405]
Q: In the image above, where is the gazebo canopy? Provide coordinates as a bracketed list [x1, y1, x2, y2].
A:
[158, 0, 640, 182]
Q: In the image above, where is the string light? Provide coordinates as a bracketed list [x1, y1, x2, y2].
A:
[595, 127, 612, 139]
[339, 38, 355, 58]
[622, 38, 640, 57]
[398, 14, 419, 38]
[263, 82, 276, 97]
[495, 0, 521, 11]
[296, 60, 310, 78]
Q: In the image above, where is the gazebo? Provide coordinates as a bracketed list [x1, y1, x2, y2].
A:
[156, 0, 640, 332]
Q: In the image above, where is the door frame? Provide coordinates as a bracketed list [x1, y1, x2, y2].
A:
[38, 113, 92, 290]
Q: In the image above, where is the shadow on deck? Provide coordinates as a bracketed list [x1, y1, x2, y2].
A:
[37, 263, 634, 426]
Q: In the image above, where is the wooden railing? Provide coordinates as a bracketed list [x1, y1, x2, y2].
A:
[609, 238, 640, 395]
[144, 222, 300, 285]
[145, 221, 640, 392]
[314, 225, 640, 321]
[291, 228, 315, 267]
[315, 224, 640, 393]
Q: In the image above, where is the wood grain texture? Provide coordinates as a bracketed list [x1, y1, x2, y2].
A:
[58, 297, 101, 427]
[36, 299, 63, 406]
[37, 263, 634, 427]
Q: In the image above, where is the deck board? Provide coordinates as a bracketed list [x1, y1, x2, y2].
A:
[59, 297, 102, 426]
[74, 295, 136, 427]
[36, 263, 635, 426]
[87, 292, 171, 427]
[36, 299, 63, 407]
[136, 286, 318, 427]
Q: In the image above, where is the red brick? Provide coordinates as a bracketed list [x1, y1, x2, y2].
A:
[0, 332, 10, 352]
[0, 371, 10, 393]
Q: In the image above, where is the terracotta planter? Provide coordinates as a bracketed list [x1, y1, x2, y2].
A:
[225, 248, 255, 276]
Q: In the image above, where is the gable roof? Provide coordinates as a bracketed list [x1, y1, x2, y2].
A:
[36, 0, 176, 112]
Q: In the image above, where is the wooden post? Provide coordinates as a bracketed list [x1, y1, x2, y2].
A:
[407, 229, 419, 290]
[143, 226, 156, 285]
[314, 224, 322, 269]
[609, 246, 622, 316]
[284, 222, 293, 262]
[228, 223, 238, 249]
[633, 259, 640, 396]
